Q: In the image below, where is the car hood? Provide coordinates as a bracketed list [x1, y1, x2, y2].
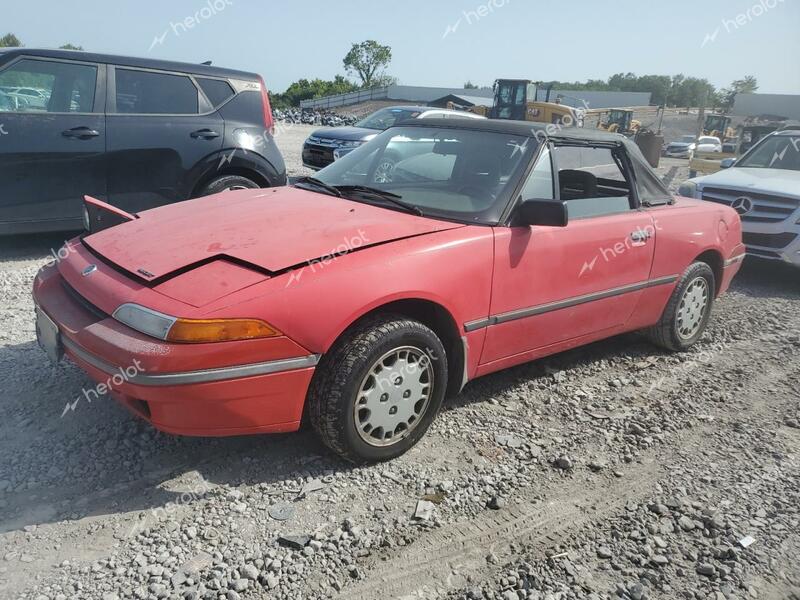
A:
[694, 167, 800, 197]
[82, 187, 463, 282]
[309, 126, 379, 142]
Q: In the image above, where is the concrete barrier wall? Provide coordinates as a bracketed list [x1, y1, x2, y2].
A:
[732, 93, 800, 120]
[301, 85, 652, 111]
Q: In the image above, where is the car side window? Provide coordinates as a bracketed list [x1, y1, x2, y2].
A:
[551, 145, 633, 219]
[197, 77, 235, 108]
[115, 68, 198, 115]
[0, 59, 97, 113]
[519, 147, 554, 200]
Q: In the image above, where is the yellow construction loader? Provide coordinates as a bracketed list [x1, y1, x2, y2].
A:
[464, 79, 583, 127]
[597, 109, 641, 136]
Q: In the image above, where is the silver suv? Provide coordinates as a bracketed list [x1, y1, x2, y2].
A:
[679, 130, 800, 266]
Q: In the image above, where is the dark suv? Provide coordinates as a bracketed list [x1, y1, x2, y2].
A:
[0, 48, 286, 235]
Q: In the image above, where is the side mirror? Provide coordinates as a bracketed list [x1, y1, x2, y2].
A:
[514, 198, 569, 227]
[719, 158, 736, 169]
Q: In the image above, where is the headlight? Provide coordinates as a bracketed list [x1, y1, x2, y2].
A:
[338, 140, 364, 148]
[112, 303, 281, 343]
[677, 181, 698, 198]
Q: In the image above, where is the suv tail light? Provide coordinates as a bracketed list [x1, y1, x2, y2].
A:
[259, 76, 275, 135]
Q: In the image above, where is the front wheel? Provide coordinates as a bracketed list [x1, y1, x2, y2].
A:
[307, 315, 448, 463]
[645, 262, 716, 351]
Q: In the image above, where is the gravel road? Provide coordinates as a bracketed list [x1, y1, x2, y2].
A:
[1, 127, 798, 600]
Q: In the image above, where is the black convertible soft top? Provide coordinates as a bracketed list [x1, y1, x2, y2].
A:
[398, 117, 674, 206]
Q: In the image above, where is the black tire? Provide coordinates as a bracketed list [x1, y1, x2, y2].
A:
[645, 262, 716, 352]
[308, 314, 448, 463]
[196, 175, 260, 197]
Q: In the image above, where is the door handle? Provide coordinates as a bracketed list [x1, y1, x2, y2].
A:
[190, 129, 220, 139]
[62, 127, 100, 139]
[630, 229, 652, 242]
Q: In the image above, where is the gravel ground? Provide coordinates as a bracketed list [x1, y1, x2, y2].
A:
[1, 128, 798, 600]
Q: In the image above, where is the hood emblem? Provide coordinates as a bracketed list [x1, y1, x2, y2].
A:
[731, 196, 754, 215]
[82, 264, 97, 277]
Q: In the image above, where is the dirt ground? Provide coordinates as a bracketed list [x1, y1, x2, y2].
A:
[0, 127, 798, 600]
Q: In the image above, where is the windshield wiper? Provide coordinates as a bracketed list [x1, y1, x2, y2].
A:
[294, 176, 342, 197]
[333, 185, 424, 216]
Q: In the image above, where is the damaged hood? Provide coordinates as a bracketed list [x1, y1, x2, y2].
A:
[82, 186, 462, 282]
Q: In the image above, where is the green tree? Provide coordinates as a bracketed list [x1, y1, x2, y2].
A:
[270, 75, 359, 108]
[717, 76, 758, 111]
[0, 33, 22, 47]
[59, 43, 84, 50]
[463, 81, 479, 89]
[343, 40, 392, 88]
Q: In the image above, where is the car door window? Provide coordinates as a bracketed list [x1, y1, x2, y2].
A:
[0, 59, 97, 113]
[115, 68, 198, 114]
[552, 145, 632, 218]
[519, 147, 554, 200]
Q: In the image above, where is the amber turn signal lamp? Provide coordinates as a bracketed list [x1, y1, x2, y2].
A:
[166, 318, 281, 343]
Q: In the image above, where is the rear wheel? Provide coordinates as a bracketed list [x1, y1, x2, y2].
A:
[196, 175, 260, 197]
[645, 262, 715, 351]
[308, 314, 448, 463]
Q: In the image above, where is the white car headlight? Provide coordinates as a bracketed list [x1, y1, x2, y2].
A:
[677, 181, 698, 198]
[339, 140, 364, 148]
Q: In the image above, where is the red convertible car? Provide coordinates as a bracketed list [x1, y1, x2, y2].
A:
[33, 119, 745, 462]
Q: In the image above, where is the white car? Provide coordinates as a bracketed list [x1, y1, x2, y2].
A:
[694, 135, 723, 154]
[302, 106, 486, 169]
[679, 130, 800, 266]
[664, 135, 696, 158]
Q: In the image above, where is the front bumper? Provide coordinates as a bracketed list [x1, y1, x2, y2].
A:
[302, 141, 336, 170]
[665, 149, 691, 158]
[700, 187, 800, 266]
[33, 264, 318, 436]
[742, 228, 800, 265]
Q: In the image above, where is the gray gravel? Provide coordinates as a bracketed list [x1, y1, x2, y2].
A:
[0, 129, 798, 600]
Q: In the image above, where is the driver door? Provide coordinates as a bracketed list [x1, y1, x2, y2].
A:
[480, 143, 656, 366]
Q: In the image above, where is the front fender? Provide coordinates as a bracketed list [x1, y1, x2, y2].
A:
[197, 226, 496, 355]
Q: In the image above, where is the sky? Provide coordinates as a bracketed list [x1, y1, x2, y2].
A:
[5, 0, 800, 95]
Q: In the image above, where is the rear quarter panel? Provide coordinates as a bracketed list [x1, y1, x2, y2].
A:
[628, 196, 743, 328]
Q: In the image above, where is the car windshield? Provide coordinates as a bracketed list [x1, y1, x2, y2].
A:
[307, 126, 537, 224]
[356, 108, 422, 130]
[698, 136, 719, 144]
[736, 135, 800, 171]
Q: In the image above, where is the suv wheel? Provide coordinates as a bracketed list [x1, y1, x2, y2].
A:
[197, 175, 260, 197]
[308, 314, 448, 463]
